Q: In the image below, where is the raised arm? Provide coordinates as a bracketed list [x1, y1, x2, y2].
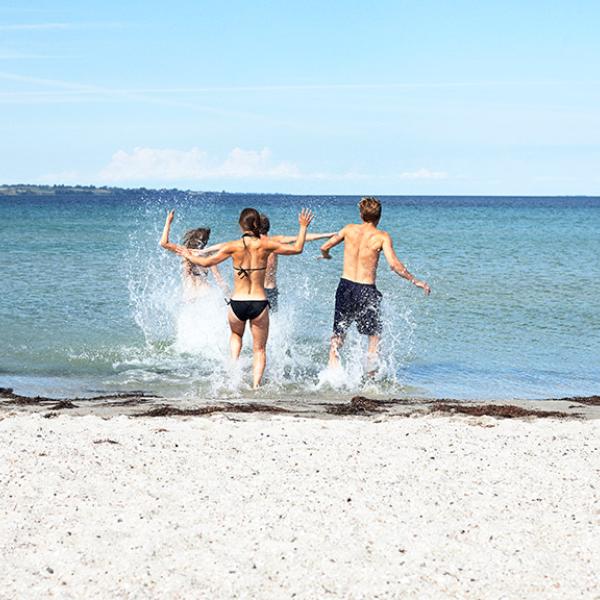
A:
[175, 242, 235, 267]
[319, 227, 346, 259]
[190, 241, 226, 256]
[268, 209, 314, 256]
[159, 210, 184, 254]
[381, 233, 431, 295]
[273, 232, 336, 244]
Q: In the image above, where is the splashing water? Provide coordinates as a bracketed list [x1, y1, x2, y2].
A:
[120, 194, 415, 400]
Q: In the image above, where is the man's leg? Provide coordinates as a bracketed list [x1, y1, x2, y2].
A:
[250, 307, 270, 389]
[228, 308, 245, 361]
[358, 287, 383, 377]
[366, 335, 381, 377]
[328, 333, 345, 369]
[329, 279, 350, 369]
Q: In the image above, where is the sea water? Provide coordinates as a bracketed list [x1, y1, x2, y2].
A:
[1, 192, 599, 401]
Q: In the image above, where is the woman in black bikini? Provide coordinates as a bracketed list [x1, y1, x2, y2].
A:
[173, 206, 314, 388]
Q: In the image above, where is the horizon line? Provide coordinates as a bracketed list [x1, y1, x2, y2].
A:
[0, 183, 596, 198]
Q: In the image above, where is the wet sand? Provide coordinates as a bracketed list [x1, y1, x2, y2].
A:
[1, 389, 599, 598]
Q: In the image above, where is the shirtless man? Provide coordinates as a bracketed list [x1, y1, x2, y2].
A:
[258, 213, 335, 311]
[320, 197, 430, 372]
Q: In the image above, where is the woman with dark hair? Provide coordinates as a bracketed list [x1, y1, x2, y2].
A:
[171, 206, 314, 388]
[160, 214, 226, 301]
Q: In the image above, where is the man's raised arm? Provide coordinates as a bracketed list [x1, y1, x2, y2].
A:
[381, 233, 431, 295]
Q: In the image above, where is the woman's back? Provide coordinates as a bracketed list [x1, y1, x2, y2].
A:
[229, 235, 272, 299]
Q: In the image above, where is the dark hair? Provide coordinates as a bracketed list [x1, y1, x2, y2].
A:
[359, 196, 381, 224]
[239, 207, 261, 237]
[259, 213, 270, 235]
[182, 227, 211, 249]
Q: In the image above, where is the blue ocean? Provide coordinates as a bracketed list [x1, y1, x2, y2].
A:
[1, 191, 599, 401]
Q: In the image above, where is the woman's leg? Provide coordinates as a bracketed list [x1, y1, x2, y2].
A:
[228, 307, 245, 360]
[250, 307, 270, 389]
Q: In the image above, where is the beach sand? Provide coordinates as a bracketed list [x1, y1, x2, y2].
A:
[1, 405, 598, 599]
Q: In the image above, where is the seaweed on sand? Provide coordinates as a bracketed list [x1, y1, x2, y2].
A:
[133, 403, 289, 417]
[553, 395, 600, 406]
[324, 396, 393, 416]
[0, 387, 160, 406]
[430, 402, 571, 419]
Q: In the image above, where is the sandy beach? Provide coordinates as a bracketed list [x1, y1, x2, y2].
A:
[1, 402, 598, 599]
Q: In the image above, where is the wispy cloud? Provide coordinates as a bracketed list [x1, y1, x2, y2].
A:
[0, 70, 274, 121]
[1, 69, 598, 103]
[0, 22, 124, 31]
[0, 52, 60, 60]
[0, 23, 69, 31]
[398, 168, 448, 180]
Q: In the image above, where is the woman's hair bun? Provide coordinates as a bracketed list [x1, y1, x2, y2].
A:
[239, 207, 261, 237]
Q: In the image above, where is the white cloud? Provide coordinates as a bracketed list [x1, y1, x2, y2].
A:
[42, 147, 448, 187]
[398, 168, 448, 180]
[98, 147, 302, 182]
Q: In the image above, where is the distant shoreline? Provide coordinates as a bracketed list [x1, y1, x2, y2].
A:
[0, 184, 595, 198]
[0, 184, 207, 197]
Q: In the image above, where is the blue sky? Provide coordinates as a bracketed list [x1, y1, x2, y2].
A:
[1, 0, 599, 194]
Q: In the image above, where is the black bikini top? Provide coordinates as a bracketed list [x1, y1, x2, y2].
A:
[233, 233, 267, 279]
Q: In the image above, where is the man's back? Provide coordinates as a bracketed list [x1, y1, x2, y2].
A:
[341, 223, 385, 285]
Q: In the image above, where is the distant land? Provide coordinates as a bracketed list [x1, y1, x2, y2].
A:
[0, 184, 207, 197]
[0, 185, 593, 199]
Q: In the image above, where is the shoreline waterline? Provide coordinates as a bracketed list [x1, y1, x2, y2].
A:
[2, 387, 599, 420]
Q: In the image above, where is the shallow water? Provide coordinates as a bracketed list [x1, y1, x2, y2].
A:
[1, 191, 599, 400]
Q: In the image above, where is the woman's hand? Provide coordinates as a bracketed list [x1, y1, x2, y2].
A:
[298, 208, 314, 227]
[174, 246, 193, 260]
[166, 209, 175, 224]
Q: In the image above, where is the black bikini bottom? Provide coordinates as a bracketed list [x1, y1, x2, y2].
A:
[229, 299, 270, 322]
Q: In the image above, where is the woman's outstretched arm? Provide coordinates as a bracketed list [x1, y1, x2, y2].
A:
[175, 243, 235, 267]
[190, 241, 226, 256]
[269, 209, 314, 256]
[273, 232, 336, 244]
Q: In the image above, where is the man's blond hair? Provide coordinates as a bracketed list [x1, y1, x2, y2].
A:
[358, 196, 381, 224]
